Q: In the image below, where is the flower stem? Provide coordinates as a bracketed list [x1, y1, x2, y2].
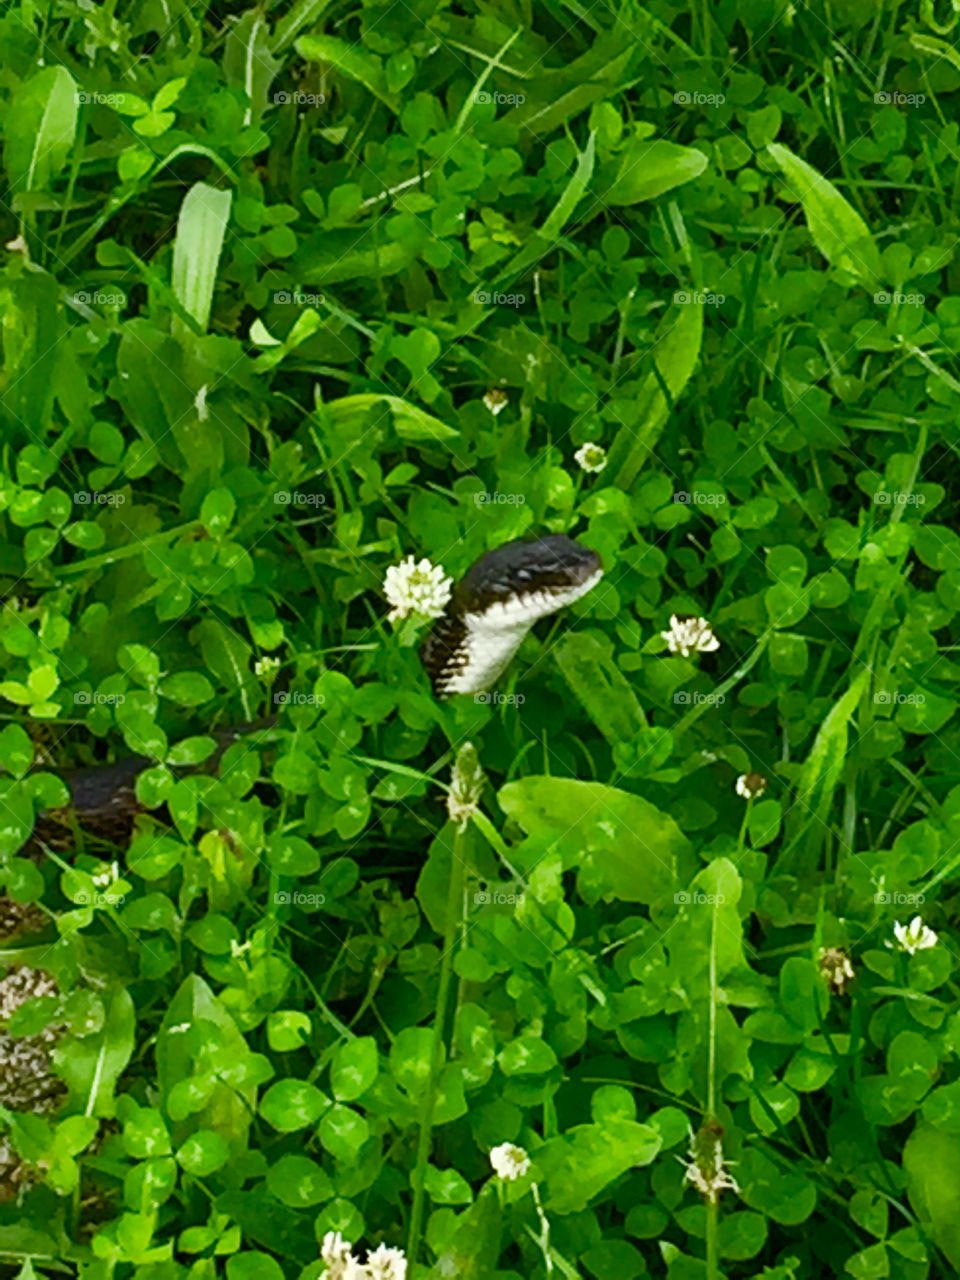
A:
[407, 821, 468, 1264]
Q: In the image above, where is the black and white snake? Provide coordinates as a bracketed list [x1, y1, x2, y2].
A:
[420, 535, 603, 697]
[2, 538, 601, 855]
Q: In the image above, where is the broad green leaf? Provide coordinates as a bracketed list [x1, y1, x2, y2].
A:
[498, 776, 689, 902]
[607, 295, 703, 488]
[604, 138, 707, 205]
[4, 66, 78, 195]
[54, 988, 135, 1118]
[296, 35, 400, 112]
[424, 1184, 502, 1280]
[554, 630, 648, 744]
[767, 142, 881, 286]
[171, 182, 233, 340]
[781, 669, 868, 869]
[538, 1121, 661, 1213]
[322, 393, 458, 442]
[223, 13, 279, 126]
[904, 1123, 960, 1269]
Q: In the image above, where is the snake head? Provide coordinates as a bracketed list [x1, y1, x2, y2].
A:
[420, 535, 603, 697]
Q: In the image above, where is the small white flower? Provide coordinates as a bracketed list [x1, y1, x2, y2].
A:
[230, 939, 251, 959]
[574, 442, 607, 474]
[364, 1244, 407, 1280]
[92, 861, 119, 888]
[320, 1232, 362, 1280]
[383, 556, 453, 622]
[482, 388, 508, 416]
[661, 614, 720, 658]
[892, 916, 938, 955]
[490, 1141, 531, 1181]
[254, 656, 281, 678]
[735, 773, 767, 800]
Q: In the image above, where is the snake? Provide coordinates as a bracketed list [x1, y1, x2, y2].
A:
[420, 534, 603, 697]
[2, 537, 601, 874]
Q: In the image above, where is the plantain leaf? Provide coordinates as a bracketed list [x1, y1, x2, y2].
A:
[608, 296, 703, 488]
[604, 138, 707, 205]
[171, 182, 233, 341]
[779, 669, 867, 870]
[322, 393, 459, 442]
[767, 142, 881, 287]
[54, 988, 135, 1118]
[498, 776, 688, 903]
[296, 35, 400, 112]
[3, 66, 78, 197]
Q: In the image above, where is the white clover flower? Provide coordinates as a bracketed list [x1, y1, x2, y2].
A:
[735, 773, 767, 800]
[482, 388, 509, 416]
[364, 1244, 407, 1280]
[661, 614, 720, 658]
[490, 1141, 531, 1181]
[818, 947, 855, 995]
[680, 1124, 739, 1205]
[92, 861, 120, 888]
[320, 1231, 361, 1280]
[383, 556, 453, 622]
[574, 442, 607, 474]
[891, 916, 938, 955]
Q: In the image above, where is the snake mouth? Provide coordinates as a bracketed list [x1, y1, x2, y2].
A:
[420, 535, 603, 697]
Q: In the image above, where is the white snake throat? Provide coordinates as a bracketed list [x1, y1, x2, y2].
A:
[420, 535, 603, 697]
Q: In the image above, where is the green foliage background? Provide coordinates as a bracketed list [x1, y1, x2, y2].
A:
[3, 0, 960, 1276]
